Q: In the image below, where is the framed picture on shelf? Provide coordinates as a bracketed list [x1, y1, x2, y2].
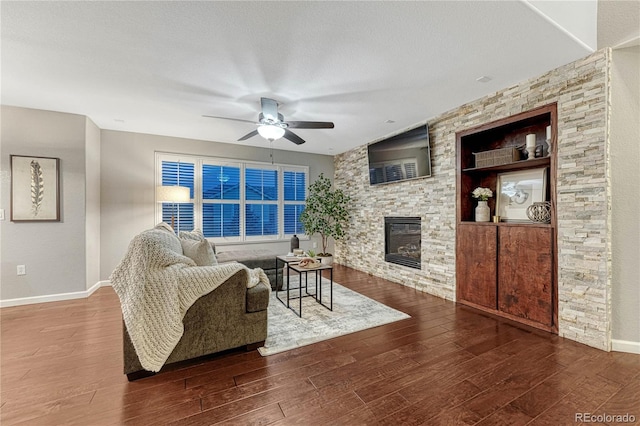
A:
[10, 155, 60, 222]
[496, 167, 547, 222]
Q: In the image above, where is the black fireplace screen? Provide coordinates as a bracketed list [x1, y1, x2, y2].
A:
[384, 217, 421, 269]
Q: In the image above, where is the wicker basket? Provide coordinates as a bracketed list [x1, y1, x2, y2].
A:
[473, 147, 520, 168]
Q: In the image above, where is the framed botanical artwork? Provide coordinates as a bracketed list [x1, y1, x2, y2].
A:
[10, 155, 60, 222]
[496, 167, 547, 222]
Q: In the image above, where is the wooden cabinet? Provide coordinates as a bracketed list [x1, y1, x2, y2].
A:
[456, 224, 497, 309]
[498, 226, 553, 327]
[455, 104, 557, 332]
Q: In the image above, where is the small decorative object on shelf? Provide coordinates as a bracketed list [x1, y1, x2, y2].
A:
[290, 234, 299, 252]
[472, 187, 493, 222]
[535, 145, 544, 158]
[472, 147, 519, 168]
[475, 201, 490, 222]
[525, 133, 536, 160]
[526, 201, 552, 223]
[546, 125, 552, 157]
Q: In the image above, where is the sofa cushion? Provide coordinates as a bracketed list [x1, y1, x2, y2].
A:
[246, 281, 270, 313]
[216, 249, 276, 271]
[180, 238, 217, 266]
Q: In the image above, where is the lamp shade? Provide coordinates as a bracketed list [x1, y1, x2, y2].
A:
[257, 124, 285, 141]
[156, 185, 190, 203]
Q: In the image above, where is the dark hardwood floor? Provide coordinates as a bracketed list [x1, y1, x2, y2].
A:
[2, 265, 639, 425]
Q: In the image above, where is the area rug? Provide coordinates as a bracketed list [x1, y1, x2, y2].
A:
[258, 278, 410, 356]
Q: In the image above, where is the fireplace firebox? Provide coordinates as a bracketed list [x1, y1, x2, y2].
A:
[384, 217, 421, 269]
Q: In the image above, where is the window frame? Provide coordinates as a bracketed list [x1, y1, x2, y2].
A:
[155, 152, 308, 244]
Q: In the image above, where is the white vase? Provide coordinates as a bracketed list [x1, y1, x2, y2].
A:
[475, 200, 490, 222]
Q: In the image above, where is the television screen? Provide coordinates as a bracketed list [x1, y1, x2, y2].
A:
[367, 124, 431, 185]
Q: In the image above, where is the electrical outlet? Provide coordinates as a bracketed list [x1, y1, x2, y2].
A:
[17, 265, 26, 276]
[0, 209, 4, 220]
[312, 242, 317, 248]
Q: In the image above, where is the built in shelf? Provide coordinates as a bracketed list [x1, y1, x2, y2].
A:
[462, 156, 550, 173]
[456, 104, 558, 333]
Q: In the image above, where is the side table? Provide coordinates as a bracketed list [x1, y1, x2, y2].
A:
[275, 255, 333, 317]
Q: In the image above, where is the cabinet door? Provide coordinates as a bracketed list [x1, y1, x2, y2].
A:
[456, 224, 497, 309]
[498, 226, 553, 326]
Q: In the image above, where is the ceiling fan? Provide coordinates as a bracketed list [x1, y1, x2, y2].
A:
[203, 97, 334, 145]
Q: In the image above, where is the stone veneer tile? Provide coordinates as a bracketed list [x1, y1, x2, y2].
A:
[334, 49, 612, 351]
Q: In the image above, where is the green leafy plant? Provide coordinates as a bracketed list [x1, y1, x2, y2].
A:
[299, 173, 352, 256]
[306, 249, 316, 258]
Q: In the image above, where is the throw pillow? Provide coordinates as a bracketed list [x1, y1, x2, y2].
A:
[179, 229, 216, 254]
[179, 229, 205, 241]
[180, 238, 218, 267]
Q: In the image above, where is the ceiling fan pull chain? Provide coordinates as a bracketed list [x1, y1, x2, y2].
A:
[270, 141, 274, 164]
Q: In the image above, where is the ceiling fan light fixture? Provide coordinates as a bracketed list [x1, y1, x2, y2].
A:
[205, 97, 333, 145]
[257, 124, 285, 141]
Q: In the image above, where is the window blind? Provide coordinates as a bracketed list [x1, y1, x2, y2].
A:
[161, 161, 195, 233]
[157, 154, 308, 242]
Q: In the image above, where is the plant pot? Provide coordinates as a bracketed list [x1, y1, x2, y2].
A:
[318, 255, 333, 265]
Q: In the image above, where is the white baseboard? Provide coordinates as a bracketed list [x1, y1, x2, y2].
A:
[612, 339, 640, 354]
[1, 280, 112, 308]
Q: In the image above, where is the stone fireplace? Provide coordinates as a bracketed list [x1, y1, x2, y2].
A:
[336, 50, 619, 351]
[384, 217, 421, 269]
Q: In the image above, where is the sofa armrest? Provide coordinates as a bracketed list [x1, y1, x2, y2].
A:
[123, 268, 268, 377]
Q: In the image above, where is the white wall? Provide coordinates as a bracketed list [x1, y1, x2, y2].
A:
[85, 118, 101, 289]
[100, 130, 334, 279]
[0, 106, 88, 300]
[610, 45, 640, 350]
[0, 106, 332, 302]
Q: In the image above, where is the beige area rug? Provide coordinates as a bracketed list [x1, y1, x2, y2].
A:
[258, 277, 410, 356]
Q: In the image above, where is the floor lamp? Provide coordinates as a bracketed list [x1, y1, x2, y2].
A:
[156, 185, 190, 230]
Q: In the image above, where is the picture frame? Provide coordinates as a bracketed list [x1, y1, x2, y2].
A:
[496, 167, 547, 222]
[10, 155, 60, 222]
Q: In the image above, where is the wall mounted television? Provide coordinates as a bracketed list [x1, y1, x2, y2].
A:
[367, 123, 431, 185]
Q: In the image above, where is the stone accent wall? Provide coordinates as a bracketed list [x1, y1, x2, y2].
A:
[334, 49, 611, 351]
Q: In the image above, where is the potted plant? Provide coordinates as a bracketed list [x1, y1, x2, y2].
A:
[299, 173, 351, 265]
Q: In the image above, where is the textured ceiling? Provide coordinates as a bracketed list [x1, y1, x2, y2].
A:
[1, 1, 604, 155]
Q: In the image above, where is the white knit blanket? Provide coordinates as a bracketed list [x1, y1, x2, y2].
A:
[110, 227, 269, 372]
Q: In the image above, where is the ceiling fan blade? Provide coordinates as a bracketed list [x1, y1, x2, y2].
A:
[238, 129, 259, 141]
[260, 97, 279, 122]
[286, 121, 335, 129]
[203, 115, 257, 125]
[283, 129, 306, 145]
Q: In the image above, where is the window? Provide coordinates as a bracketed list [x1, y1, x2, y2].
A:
[283, 170, 306, 235]
[202, 163, 241, 238]
[160, 160, 195, 233]
[156, 153, 308, 243]
[245, 167, 278, 238]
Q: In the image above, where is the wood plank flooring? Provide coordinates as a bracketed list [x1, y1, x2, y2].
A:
[2, 265, 639, 425]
